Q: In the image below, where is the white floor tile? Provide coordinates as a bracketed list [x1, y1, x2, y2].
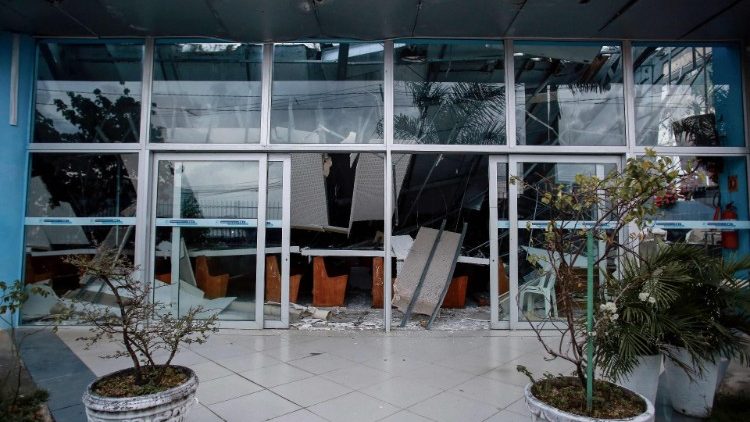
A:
[361, 376, 443, 408]
[197, 374, 263, 405]
[271, 376, 352, 407]
[209, 389, 299, 422]
[409, 391, 499, 422]
[288, 352, 355, 375]
[451, 376, 524, 409]
[240, 363, 313, 388]
[321, 364, 394, 390]
[309, 391, 399, 422]
[269, 408, 329, 422]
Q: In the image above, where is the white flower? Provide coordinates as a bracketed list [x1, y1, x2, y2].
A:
[648, 296, 656, 304]
[600, 301, 617, 314]
[638, 292, 649, 302]
[610, 313, 619, 321]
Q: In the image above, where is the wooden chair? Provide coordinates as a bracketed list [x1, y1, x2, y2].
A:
[312, 256, 348, 307]
[371, 257, 387, 308]
[442, 275, 468, 308]
[195, 256, 229, 299]
[264, 255, 302, 303]
[24, 254, 53, 283]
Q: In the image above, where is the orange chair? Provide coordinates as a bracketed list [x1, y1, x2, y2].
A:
[195, 256, 230, 299]
[442, 275, 468, 308]
[371, 257, 392, 308]
[264, 255, 302, 303]
[312, 256, 348, 307]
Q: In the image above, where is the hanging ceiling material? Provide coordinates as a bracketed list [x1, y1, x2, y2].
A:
[1, 0, 749, 42]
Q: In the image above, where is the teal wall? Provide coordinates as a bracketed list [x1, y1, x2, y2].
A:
[0, 33, 33, 328]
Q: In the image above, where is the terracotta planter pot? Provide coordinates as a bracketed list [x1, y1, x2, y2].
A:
[524, 379, 655, 422]
[82, 366, 198, 422]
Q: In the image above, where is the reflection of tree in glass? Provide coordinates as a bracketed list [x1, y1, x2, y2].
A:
[394, 81, 505, 145]
[35, 87, 140, 143]
[31, 154, 136, 218]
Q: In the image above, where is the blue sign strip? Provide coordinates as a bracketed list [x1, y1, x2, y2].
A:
[155, 218, 259, 228]
[25, 217, 136, 226]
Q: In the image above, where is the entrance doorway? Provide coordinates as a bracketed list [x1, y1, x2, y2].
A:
[149, 153, 290, 329]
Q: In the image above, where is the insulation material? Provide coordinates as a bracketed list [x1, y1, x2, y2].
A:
[348, 153, 410, 231]
[393, 227, 462, 316]
[290, 153, 329, 229]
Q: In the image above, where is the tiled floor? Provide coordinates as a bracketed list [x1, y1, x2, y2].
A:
[53, 328, 556, 421]
[46, 328, 708, 421]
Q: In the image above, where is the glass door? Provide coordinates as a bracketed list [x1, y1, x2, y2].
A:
[150, 153, 269, 329]
[508, 155, 621, 329]
[263, 155, 291, 328]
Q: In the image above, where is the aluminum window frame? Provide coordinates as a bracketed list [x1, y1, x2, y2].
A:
[19, 36, 750, 331]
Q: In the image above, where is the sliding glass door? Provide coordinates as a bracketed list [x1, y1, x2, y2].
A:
[150, 154, 290, 329]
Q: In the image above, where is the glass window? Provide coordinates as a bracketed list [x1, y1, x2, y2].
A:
[514, 42, 625, 146]
[271, 43, 384, 144]
[392, 154, 491, 327]
[154, 160, 260, 321]
[151, 43, 263, 144]
[22, 225, 136, 323]
[34, 42, 143, 143]
[26, 153, 138, 218]
[633, 44, 745, 147]
[393, 41, 506, 145]
[643, 155, 749, 257]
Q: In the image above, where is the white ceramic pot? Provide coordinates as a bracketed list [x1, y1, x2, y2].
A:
[664, 347, 723, 418]
[524, 380, 655, 422]
[615, 354, 662, 407]
[82, 366, 198, 422]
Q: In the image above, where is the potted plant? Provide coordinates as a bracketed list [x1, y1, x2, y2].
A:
[513, 150, 693, 421]
[595, 242, 712, 406]
[64, 250, 218, 422]
[655, 245, 750, 418]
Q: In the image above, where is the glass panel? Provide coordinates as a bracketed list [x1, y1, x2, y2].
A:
[26, 153, 138, 218]
[153, 226, 258, 321]
[392, 154, 490, 328]
[633, 44, 744, 147]
[287, 153, 384, 324]
[514, 42, 625, 146]
[517, 228, 605, 322]
[34, 42, 143, 143]
[644, 155, 749, 256]
[515, 160, 617, 323]
[264, 161, 284, 321]
[22, 225, 135, 323]
[517, 162, 616, 221]
[151, 43, 263, 144]
[496, 162, 510, 321]
[271, 43, 384, 144]
[155, 160, 260, 321]
[155, 161, 259, 219]
[393, 41, 506, 145]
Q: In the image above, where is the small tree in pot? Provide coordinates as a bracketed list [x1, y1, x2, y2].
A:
[65, 250, 217, 421]
[514, 150, 695, 421]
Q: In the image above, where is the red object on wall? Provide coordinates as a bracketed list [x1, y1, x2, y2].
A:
[721, 202, 739, 250]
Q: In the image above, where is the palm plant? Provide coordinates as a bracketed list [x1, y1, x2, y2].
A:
[597, 242, 750, 381]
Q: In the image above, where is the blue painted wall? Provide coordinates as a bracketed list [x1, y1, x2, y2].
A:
[0, 33, 34, 328]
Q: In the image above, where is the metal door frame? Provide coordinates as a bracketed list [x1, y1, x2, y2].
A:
[149, 152, 271, 329]
[507, 154, 622, 330]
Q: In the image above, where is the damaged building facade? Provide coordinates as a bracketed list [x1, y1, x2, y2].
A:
[1, 1, 750, 330]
